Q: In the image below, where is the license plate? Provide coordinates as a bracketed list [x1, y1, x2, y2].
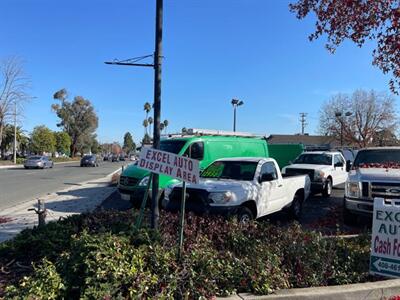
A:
[121, 193, 130, 201]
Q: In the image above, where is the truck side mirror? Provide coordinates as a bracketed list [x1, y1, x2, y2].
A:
[346, 160, 352, 172]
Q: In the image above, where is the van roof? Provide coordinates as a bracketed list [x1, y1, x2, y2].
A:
[161, 135, 266, 142]
[162, 128, 266, 139]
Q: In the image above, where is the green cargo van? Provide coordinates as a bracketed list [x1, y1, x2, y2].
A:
[118, 133, 269, 206]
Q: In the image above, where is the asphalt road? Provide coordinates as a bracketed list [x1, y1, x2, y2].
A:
[0, 161, 125, 211]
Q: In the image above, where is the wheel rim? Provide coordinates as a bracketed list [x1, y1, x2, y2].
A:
[239, 214, 251, 223]
[327, 181, 332, 194]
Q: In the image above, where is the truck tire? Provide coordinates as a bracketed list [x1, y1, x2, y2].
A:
[343, 199, 357, 226]
[289, 194, 303, 220]
[322, 178, 332, 198]
[237, 207, 254, 223]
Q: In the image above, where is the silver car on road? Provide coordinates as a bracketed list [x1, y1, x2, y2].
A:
[24, 156, 54, 169]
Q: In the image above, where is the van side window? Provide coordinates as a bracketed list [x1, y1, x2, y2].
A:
[184, 142, 204, 160]
[260, 162, 278, 180]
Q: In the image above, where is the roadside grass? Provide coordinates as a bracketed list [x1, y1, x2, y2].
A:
[0, 210, 374, 299]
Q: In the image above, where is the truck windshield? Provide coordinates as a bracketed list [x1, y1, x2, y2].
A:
[293, 154, 332, 165]
[353, 149, 400, 168]
[159, 140, 186, 154]
[202, 161, 258, 181]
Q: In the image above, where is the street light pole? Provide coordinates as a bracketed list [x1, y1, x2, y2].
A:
[13, 101, 17, 164]
[231, 99, 243, 132]
[335, 111, 352, 147]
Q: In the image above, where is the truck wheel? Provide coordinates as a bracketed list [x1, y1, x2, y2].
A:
[322, 178, 332, 198]
[237, 207, 254, 223]
[289, 194, 303, 220]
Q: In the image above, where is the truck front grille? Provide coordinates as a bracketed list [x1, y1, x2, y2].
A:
[169, 188, 210, 206]
[371, 182, 400, 199]
[119, 176, 138, 186]
[361, 182, 370, 197]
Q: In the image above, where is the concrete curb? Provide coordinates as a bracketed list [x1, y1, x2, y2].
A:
[219, 279, 400, 300]
[0, 160, 80, 169]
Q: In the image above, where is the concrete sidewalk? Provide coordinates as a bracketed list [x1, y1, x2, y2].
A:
[0, 169, 120, 243]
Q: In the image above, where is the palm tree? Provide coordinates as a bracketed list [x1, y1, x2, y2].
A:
[143, 119, 149, 136]
[148, 117, 153, 137]
[144, 102, 151, 120]
[160, 123, 165, 133]
[163, 120, 169, 134]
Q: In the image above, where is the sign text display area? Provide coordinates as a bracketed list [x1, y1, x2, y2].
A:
[138, 148, 200, 184]
[370, 198, 400, 278]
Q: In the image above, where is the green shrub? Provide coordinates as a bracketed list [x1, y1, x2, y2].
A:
[6, 258, 64, 300]
[2, 211, 372, 299]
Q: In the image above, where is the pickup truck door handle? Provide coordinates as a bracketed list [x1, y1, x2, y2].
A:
[278, 184, 283, 187]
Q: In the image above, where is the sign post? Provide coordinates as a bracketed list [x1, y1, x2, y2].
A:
[135, 173, 153, 229]
[178, 181, 187, 260]
[137, 147, 200, 258]
[370, 198, 400, 278]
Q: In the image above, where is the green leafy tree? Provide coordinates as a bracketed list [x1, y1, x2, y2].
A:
[54, 131, 71, 155]
[30, 125, 56, 154]
[90, 136, 101, 154]
[52, 89, 98, 157]
[123, 132, 136, 154]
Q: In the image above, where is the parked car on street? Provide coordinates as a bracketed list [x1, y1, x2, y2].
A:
[24, 156, 54, 169]
[164, 157, 311, 221]
[343, 147, 400, 225]
[119, 155, 125, 161]
[282, 151, 349, 197]
[111, 155, 119, 162]
[80, 155, 99, 167]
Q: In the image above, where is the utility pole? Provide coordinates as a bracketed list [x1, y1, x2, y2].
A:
[13, 101, 17, 164]
[299, 113, 307, 135]
[104, 0, 163, 229]
[151, 0, 163, 229]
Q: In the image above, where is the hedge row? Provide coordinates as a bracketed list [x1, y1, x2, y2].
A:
[0, 210, 372, 299]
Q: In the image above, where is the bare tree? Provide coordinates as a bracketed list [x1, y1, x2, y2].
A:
[319, 90, 398, 147]
[0, 56, 30, 156]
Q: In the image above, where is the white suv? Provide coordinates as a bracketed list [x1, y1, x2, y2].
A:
[282, 151, 349, 197]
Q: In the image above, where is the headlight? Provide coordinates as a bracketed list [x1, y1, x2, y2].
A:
[314, 171, 325, 181]
[139, 176, 150, 186]
[209, 191, 234, 204]
[346, 182, 361, 198]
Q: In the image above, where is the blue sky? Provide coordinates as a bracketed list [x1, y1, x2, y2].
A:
[0, 0, 397, 143]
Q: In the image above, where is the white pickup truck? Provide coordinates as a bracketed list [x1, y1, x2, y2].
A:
[282, 151, 349, 197]
[344, 147, 400, 225]
[164, 157, 311, 222]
